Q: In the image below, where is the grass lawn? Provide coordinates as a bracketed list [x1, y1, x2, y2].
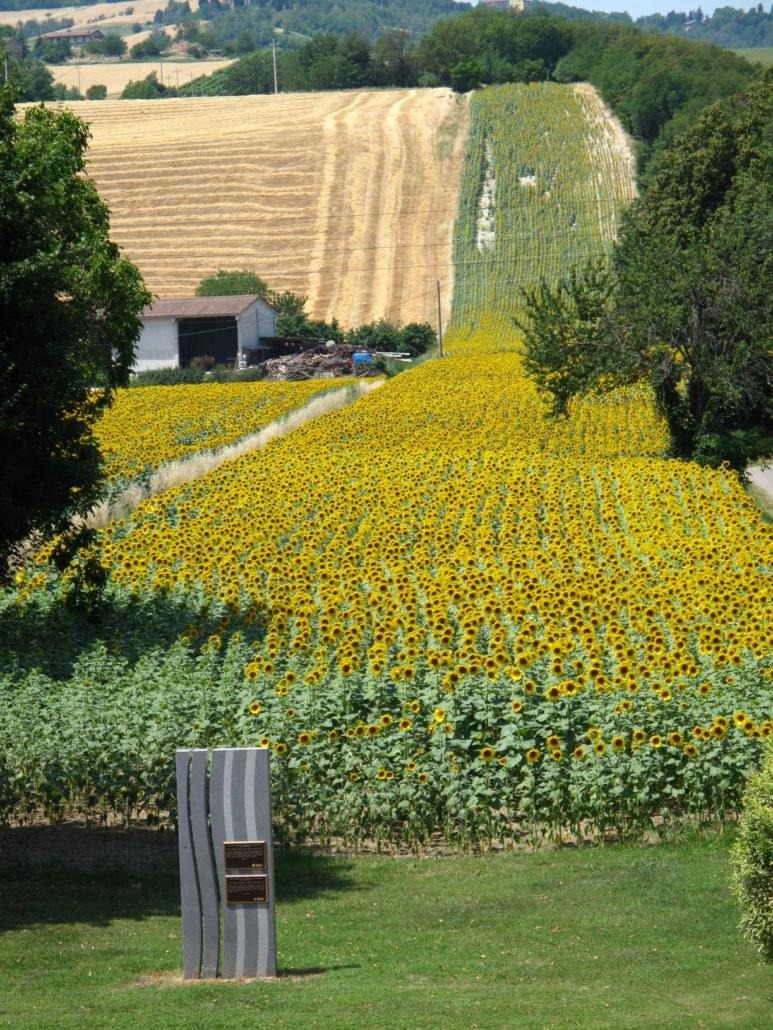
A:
[734, 47, 773, 67]
[0, 835, 770, 1028]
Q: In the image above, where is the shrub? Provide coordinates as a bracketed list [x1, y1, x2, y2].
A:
[130, 366, 205, 387]
[85, 84, 107, 101]
[731, 744, 773, 961]
[190, 354, 215, 371]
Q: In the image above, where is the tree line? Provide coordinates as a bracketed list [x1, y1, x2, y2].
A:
[518, 70, 772, 473]
[176, 8, 755, 179]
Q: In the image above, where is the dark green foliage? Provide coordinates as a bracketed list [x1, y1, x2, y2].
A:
[731, 744, 773, 961]
[129, 367, 206, 387]
[129, 31, 170, 59]
[520, 72, 773, 473]
[120, 72, 171, 99]
[398, 322, 437, 358]
[195, 268, 269, 297]
[0, 89, 151, 574]
[84, 34, 127, 58]
[637, 5, 773, 49]
[31, 35, 72, 62]
[0, 33, 54, 101]
[518, 261, 620, 417]
[85, 83, 108, 100]
[345, 320, 436, 356]
[51, 83, 83, 101]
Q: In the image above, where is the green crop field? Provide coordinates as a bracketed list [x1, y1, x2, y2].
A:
[734, 47, 773, 67]
[449, 82, 637, 340]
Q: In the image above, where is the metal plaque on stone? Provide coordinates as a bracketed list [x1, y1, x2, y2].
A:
[225, 874, 269, 905]
[224, 840, 267, 871]
[176, 748, 277, 979]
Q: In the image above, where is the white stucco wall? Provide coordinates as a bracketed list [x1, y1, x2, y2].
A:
[257, 299, 277, 338]
[134, 318, 178, 371]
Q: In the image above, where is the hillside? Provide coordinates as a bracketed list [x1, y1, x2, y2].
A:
[59, 88, 468, 325]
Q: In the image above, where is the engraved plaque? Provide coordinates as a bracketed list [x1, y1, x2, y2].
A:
[224, 840, 267, 871]
[225, 874, 268, 905]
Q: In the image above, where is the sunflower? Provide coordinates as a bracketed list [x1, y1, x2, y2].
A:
[593, 741, 606, 755]
[380, 713, 394, 727]
[408, 700, 421, 714]
[510, 699, 524, 714]
[526, 748, 541, 764]
[611, 735, 626, 752]
[258, 736, 271, 749]
[297, 731, 312, 746]
[247, 700, 262, 716]
[479, 746, 496, 763]
[399, 718, 413, 732]
[433, 707, 446, 724]
[546, 735, 560, 750]
[683, 743, 699, 759]
[667, 732, 683, 747]
[417, 772, 429, 784]
[650, 734, 663, 748]
[572, 746, 587, 761]
[274, 741, 288, 756]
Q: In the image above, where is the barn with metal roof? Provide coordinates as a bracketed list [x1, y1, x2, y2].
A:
[135, 295, 277, 371]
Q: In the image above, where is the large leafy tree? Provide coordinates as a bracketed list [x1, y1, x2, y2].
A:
[519, 71, 773, 473]
[0, 89, 151, 574]
[195, 268, 269, 297]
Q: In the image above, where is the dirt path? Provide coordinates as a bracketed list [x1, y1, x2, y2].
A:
[748, 464, 773, 498]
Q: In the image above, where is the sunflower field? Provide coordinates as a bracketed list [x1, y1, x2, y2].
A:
[95, 378, 356, 491]
[0, 84, 770, 845]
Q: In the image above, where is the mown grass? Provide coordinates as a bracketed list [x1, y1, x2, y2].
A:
[734, 48, 773, 68]
[1, 837, 770, 1028]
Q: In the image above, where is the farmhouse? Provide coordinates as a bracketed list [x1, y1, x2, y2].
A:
[135, 295, 277, 371]
[41, 28, 105, 45]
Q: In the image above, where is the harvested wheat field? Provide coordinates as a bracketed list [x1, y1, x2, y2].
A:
[51, 60, 235, 98]
[0, 0, 192, 28]
[55, 90, 469, 327]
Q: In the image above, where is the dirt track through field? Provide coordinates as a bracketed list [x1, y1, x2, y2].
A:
[56, 90, 469, 327]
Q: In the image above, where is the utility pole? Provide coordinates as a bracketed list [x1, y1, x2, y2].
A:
[436, 280, 444, 357]
[271, 40, 278, 95]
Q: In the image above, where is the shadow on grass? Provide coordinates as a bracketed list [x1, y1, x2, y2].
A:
[0, 585, 263, 681]
[0, 827, 361, 932]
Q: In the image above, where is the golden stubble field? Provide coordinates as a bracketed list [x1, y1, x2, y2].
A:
[51, 60, 236, 97]
[56, 90, 469, 327]
[0, 0, 192, 28]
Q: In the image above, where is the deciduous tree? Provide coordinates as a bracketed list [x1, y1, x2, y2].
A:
[0, 89, 151, 573]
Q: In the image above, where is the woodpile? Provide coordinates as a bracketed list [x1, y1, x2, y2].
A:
[260, 345, 368, 381]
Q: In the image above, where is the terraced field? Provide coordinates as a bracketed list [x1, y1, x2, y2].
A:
[58, 89, 468, 327]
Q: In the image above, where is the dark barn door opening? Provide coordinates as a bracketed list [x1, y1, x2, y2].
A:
[178, 317, 238, 367]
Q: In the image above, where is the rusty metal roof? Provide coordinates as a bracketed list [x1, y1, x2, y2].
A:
[142, 295, 275, 319]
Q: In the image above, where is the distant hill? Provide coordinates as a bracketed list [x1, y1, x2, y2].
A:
[0, 0, 470, 41]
